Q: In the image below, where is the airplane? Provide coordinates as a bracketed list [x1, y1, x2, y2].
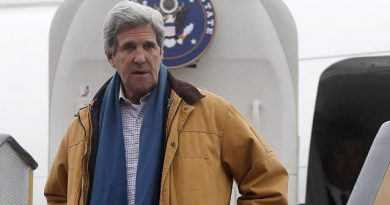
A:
[1, 0, 390, 204]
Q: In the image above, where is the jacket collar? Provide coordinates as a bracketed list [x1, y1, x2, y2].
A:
[91, 70, 204, 110]
[167, 71, 204, 104]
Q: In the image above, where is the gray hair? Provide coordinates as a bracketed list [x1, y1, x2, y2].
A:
[103, 0, 165, 55]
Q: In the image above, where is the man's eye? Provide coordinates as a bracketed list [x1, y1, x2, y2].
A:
[123, 44, 135, 51]
[144, 42, 156, 49]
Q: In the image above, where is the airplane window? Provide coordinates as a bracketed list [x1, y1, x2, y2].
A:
[305, 56, 390, 205]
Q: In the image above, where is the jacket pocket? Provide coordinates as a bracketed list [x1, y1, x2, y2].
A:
[171, 131, 224, 204]
[176, 131, 220, 160]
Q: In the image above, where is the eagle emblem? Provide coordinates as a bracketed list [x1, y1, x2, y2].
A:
[137, 0, 216, 68]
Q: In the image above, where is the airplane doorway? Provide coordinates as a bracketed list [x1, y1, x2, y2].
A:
[305, 56, 390, 205]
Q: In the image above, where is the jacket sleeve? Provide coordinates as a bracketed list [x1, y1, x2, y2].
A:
[221, 105, 288, 205]
[44, 125, 70, 205]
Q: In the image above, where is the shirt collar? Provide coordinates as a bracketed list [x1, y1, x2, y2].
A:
[119, 84, 150, 105]
[326, 181, 351, 205]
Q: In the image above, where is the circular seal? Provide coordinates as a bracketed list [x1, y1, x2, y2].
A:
[140, 0, 216, 68]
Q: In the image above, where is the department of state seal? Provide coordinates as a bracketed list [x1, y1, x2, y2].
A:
[137, 0, 216, 68]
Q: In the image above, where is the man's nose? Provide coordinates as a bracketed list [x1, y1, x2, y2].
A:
[134, 49, 146, 64]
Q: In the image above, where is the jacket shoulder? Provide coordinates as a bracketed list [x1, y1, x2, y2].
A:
[191, 89, 235, 130]
[64, 106, 92, 146]
[196, 89, 254, 133]
[77, 106, 91, 121]
[197, 89, 231, 108]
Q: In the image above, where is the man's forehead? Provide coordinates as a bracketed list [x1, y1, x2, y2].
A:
[117, 25, 157, 41]
[117, 24, 156, 34]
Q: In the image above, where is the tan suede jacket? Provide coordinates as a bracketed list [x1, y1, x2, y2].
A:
[45, 74, 288, 205]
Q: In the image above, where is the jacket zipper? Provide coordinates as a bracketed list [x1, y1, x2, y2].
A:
[77, 102, 94, 205]
[165, 98, 181, 146]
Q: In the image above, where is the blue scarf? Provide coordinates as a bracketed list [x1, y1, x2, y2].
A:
[89, 64, 169, 205]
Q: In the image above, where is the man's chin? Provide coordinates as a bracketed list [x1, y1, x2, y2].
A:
[135, 86, 154, 97]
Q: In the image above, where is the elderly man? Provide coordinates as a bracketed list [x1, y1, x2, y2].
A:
[45, 1, 288, 204]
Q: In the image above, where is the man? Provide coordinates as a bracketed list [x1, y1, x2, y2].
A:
[45, 1, 288, 204]
[323, 127, 367, 205]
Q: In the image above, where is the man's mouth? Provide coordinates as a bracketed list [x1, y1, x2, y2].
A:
[133, 71, 148, 75]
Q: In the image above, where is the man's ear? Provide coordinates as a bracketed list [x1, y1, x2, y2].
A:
[106, 52, 115, 68]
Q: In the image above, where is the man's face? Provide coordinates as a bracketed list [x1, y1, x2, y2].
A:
[325, 138, 365, 190]
[107, 24, 162, 103]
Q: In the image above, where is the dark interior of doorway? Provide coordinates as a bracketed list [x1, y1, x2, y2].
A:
[305, 56, 390, 205]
